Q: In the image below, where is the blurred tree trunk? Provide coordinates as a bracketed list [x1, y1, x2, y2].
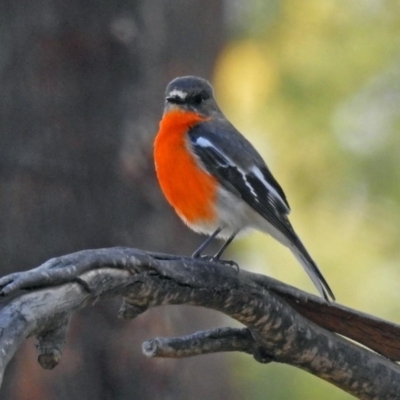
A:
[0, 1, 230, 399]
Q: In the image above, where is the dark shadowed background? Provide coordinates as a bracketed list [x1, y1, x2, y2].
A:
[0, 1, 232, 399]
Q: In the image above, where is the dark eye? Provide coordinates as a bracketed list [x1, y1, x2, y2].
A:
[192, 94, 203, 104]
[191, 91, 209, 105]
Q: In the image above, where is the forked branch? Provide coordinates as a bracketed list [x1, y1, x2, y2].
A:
[0, 247, 399, 399]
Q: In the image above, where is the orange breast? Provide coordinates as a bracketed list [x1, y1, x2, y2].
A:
[154, 109, 218, 225]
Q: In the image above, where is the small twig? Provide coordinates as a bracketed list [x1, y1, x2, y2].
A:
[142, 327, 266, 359]
[36, 313, 71, 369]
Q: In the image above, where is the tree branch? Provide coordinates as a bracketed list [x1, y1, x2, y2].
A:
[0, 247, 399, 399]
[142, 327, 266, 359]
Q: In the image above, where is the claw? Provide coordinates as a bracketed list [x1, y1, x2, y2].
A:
[215, 259, 240, 274]
[194, 255, 240, 274]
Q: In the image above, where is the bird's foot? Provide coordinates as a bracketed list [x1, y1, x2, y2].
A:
[216, 258, 240, 274]
[194, 255, 240, 274]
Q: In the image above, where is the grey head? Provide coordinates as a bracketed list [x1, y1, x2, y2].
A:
[164, 76, 221, 116]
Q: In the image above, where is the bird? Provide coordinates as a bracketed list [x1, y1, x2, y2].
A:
[154, 75, 335, 302]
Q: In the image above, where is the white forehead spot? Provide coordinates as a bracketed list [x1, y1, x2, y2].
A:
[168, 89, 187, 100]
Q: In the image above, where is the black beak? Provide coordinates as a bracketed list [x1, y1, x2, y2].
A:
[166, 95, 185, 105]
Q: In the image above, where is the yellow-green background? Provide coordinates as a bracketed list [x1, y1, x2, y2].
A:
[215, 1, 400, 398]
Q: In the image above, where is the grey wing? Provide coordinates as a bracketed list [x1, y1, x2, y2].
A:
[188, 123, 335, 301]
[188, 124, 292, 232]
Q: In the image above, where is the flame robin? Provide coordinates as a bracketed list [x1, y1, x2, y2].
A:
[154, 76, 334, 301]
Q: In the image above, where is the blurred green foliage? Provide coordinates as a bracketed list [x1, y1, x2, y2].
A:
[214, 1, 400, 398]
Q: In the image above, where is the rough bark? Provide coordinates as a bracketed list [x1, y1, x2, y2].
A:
[0, 247, 400, 400]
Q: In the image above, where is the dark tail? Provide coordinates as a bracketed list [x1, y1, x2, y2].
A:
[290, 241, 335, 302]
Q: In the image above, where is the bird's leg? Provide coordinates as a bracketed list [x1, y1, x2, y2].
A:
[192, 227, 222, 258]
[212, 231, 240, 272]
[212, 232, 237, 260]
